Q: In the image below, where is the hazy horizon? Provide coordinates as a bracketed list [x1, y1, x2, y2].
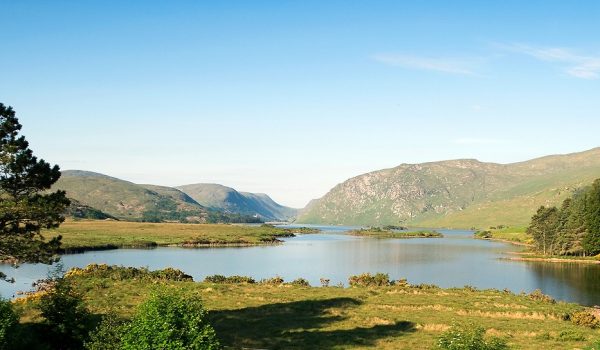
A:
[3, 1, 600, 207]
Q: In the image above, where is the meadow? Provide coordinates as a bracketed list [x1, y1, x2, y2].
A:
[44, 220, 305, 252]
[14, 266, 600, 350]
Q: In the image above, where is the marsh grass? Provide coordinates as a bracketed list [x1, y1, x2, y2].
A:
[43, 220, 299, 251]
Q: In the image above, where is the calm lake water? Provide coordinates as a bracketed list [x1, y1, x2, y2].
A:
[2, 225, 600, 306]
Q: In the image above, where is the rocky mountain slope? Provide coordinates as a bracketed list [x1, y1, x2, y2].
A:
[297, 147, 600, 228]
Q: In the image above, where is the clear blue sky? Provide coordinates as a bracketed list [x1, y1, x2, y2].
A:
[2, 1, 599, 207]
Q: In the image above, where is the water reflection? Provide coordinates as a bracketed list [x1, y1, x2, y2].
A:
[1, 226, 599, 306]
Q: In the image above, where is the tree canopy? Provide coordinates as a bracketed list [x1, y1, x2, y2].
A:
[526, 178, 600, 256]
[0, 103, 69, 280]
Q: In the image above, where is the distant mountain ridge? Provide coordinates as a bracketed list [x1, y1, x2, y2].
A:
[53, 171, 296, 222]
[176, 183, 298, 221]
[297, 147, 600, 228]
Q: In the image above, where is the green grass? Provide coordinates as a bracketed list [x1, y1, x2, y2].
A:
[44, 220, 307, 251]
[474, 226, 532, 245]
[14, 267, 600, 350]
[349, 228, 443, 239]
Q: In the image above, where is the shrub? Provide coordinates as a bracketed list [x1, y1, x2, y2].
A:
[394, 278, 410, 287]
[204, 274, 227, 283]
[436, 323, 508, 350]
[528, 289, 555, 303]
[348, 273, 391, 287]
[557, 329, 586, 342]
[204, 275, 255, 284]
[260, 276, 284, 285]
[84, 313, 127, 350]
[289, 278, 310, 287]
[150, 268, 193, 281]
[570, 310, 600, 328]
[65, 264, 193, 282]
[320, 278, 330, 287]
[0, 299, 18, 350]
[39, 278, 93, 349]
[121, 290, 220, 350]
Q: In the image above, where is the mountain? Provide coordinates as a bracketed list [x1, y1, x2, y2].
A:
[297, 147, 600, 228]
[53, 170, 209, 222]
[176, 183, 297, 221]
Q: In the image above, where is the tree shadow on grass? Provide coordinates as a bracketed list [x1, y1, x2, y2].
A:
[209, 297, 415, 349]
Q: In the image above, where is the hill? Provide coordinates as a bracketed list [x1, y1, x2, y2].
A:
[297, 147, 600, 228]
[177, 183, 297, 221]
[53, 170, 209, 222]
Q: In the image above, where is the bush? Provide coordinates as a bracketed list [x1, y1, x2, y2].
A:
[348, 273, 391, 287]
[289, 278, 310, 287]
[570, 310, 600, 328]
[0, 299, 18, 350]
[557, 329, 586, 342]
[259, 276, 284, 285]
[121, 290, 221, 350]
[39, 278, 93, 349]
[84, 313, 127, 350]
[528, 289, 555, 303]
[436, 323, 508, 350]
[65, 264, 193, 282]
[203, 275, 255, 284]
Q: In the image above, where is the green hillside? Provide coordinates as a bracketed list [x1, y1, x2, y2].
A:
[177, 183, 298, 221]
[297, 147, 600, 228]
[53, 170, 209, 222]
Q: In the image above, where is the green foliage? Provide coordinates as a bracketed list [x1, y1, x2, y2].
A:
[66, 264, 193, 282]
[557, 329, 586, 342]
[204, 275, 256, 284]
[583, 179, 600, 255]
[587, 338, 600, 350]
[259, 276, 284, 285]
[289, 278, 310, 287]
[121, 290, 221, 350]
[436, 323, 508, 350]
[348, 273, 391, 287]
[39, 278, 93, 349]
[0, 298, 18, 350]
[0, 103, 70, 271]
[525, 178, 600, 256]
[527, 206, 560, 255]
[84, 313, 127, 350]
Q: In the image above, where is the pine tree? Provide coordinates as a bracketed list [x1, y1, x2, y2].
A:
[527, 206, 559, 255]
[0, 103, 70, 281]
[582, 179, 600, 255]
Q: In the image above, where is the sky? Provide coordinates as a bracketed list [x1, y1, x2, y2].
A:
[1, 1, 599, 208]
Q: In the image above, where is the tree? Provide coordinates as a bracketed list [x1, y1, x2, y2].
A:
[583, 179, 600, 255]
[121, 290, 221, 350]
[0, 103, 70, 280]
[527, 206, 560, 255]
[39, 277, 93, 349]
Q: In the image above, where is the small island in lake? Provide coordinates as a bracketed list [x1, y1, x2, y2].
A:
[348, 227, 443, 238]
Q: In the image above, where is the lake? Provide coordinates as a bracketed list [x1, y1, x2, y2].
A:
[2, 225, 600, 306]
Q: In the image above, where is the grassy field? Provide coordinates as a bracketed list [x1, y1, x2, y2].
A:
[14, 266, 600, 350]
[43, 220, 308, 251]
[349, 228, 443, 239]
[474, 226, 533, 245]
